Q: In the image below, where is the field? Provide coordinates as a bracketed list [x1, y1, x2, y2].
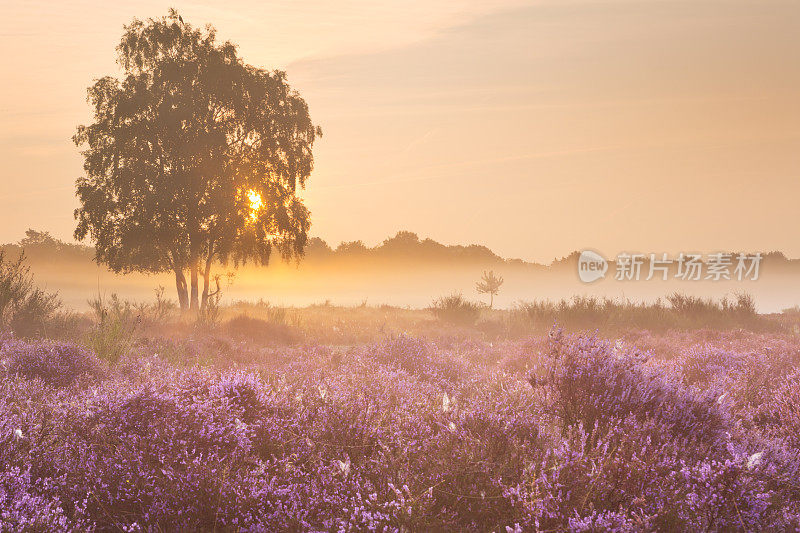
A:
[5, 1, 800, 531]
[2, 300, 800, 531]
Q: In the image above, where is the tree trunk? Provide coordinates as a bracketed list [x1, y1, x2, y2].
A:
[201, 260, 212, 310]
[490, 293, 494, 309]
[200, 245, 215, 310]
[174, 269, 189, 311]
[189, 262, 199, 312]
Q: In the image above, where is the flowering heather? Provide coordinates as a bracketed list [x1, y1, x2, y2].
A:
[3, 339, 103, 387]
[1, 327, 800, 530]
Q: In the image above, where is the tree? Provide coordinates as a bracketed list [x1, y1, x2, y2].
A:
[19, 229, 59, 248]
[475, 270, 503, 308]
[73, 9, 319, 312]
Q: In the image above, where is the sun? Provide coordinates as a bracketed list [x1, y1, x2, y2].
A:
[247, 189, 263, 222]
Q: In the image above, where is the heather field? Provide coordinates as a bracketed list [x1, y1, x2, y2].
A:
[5, 1, 800, 531]
[3, 302, 800, 531]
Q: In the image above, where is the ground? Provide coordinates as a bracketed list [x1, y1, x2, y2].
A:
[2, 303, 800, 531]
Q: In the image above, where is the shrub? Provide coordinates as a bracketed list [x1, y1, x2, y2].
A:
[510, 293, 770, 334]
[0, 251, 61, 337]
[133, 285, 177, 325]
[505, 416, 771, 531]
[212, 371, 268, 422]
[85, 293, 139, 364]
[765, 370, 800, 448]
[430, 293, 482, 326]
[0, 468, 72, 531]
[530, 328, 728, 449]
[667, 292, 763, 329]
[225, 314, 301, 345]
[5, 340, 103, 387]
[368, 334, 469, 384]
[512, 296, 670, 333]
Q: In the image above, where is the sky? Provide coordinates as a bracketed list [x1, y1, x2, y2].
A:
[1, 0, 799, 264]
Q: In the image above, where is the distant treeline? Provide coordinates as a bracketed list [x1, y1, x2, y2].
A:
[1, 230, 95, 264]
[2, 228, 798, 273]
[2, 229, 538, 270]
[303, 231, 538, 267]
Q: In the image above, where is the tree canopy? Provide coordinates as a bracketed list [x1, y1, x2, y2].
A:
[476, 270, 504, 308]
[74, 9, 319, 310]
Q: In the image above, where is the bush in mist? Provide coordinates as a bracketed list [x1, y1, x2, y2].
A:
[430, 293, 482, 326]
[85, 293, 140, 364]
[0, 251, 61, 337]
[225, 313, 301, 345]
[512, 293, 769, 334]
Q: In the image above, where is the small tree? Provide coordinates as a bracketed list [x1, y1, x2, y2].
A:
[476, 270, 503, 308]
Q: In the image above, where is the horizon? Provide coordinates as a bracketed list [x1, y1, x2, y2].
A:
[5, 227, 799, 267]
[7, 227, 800, 313]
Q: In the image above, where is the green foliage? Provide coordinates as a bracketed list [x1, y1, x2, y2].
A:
[430, 293, 482, 326]
[0, 251, 61, 337]
[73, 9, 318, 310]
[85, 293, 139, 364]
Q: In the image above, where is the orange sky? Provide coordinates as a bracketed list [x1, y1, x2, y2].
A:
[1, 0, 799, 263]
